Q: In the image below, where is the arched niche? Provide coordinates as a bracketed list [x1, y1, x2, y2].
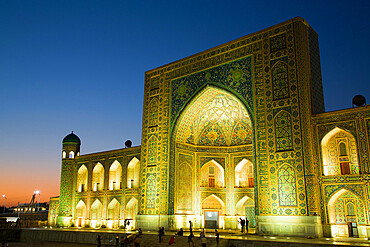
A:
[92, 163, 104, 191]
[109, 160, 122, 190]
[201, 160, 224, 188]
[321, 127, 359, 176]
[77, 165, 88, 192]
[235, 159, 254, 188]
[127, 157, 140, 189]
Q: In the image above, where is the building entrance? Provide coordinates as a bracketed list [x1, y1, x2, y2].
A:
[204, 211, 218, 229]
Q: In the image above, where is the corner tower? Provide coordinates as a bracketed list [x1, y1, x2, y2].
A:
[57, 131, 81, 226]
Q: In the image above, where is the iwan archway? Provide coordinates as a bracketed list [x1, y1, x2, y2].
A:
[172, 85, 255, 230]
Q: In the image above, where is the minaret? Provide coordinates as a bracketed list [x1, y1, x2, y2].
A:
[57, 131, 81, 226]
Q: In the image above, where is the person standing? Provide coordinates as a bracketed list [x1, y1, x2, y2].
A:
[241, 218, 245, 233]
[200, 234, 207, 247]
[188, 232, 194, 247]
[215, 229, 219, 246]
[245, 218, 249, 233]
[115, 235, 119, 247]
[96, 235, 102, 247]
[189, 220, 193, 235]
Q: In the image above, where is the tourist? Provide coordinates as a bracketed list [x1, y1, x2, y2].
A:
[215, 229, 219, 246]
[96, 235, 102, 247]
[240, 218, 245, 233]
[158, 227, 164, 242]
[245, 218, 249, 233]
[176, 228, 184, 236]
[189, 220, 193, 235]
[187, 232, 194, 247]
[134, 235, 141, 247]
[115, 235, 119, 246]
[200, 234, 207, 247]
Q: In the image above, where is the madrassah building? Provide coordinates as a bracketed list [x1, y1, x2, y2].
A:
[48, 17, 370, 238]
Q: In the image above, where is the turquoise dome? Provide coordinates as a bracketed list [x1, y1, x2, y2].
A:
[62, 131, 81, 145]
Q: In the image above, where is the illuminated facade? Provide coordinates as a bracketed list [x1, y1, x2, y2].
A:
[49, 17, 370, 238]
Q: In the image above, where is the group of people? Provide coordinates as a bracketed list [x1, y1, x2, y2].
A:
[96, 218, 248, 247]
[96, 229, 143, 247]
[238, 217, 249, 233]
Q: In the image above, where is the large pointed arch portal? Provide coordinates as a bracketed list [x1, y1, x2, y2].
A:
[172, 85, 255, 230]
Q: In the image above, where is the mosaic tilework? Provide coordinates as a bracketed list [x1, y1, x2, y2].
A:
[278, 165, 297, 206]
[171, 56, 253, 129]
[334, 191, 366, 224]
[274, 110, 293, 151]
[149, 98, 159, 127]
[272, 61, 289, 100]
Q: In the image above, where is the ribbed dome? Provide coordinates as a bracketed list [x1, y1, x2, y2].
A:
[62, 131, 81, 145]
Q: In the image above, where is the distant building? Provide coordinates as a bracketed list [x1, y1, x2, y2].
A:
[49, 17, 370, 238]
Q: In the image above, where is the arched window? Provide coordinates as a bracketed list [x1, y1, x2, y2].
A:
[127, 157, 140, 188]
[272, 61, 289, 100]
[109, 161, 122, 190]
[346, 202, 355, 216]
[339, 142, 347, 156]
[278, 165, 297, 206]
[146, 175, 156, 208]
[92, 163, 104, 191]
[147, 136, 157, 167]
[77, 165, 88, 192]
[69, 151, 75, 158]
[275, 111, 293, 151]
[149, 98, 159, 127]
[62, 151, 66, 158]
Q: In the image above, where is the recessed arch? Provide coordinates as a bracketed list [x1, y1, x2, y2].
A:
[109, 160, 122, 190]
[201, 194, 225, 215]
[126, 197, 139, 221]
[321, 127, 359, 176]
[327, 188, 367, 226]
[201, 160, 224, 188]
[92, 163, 104, 191]
[90, 199, 103, 221]
[174, 85, 253, 147]
[235, 159, 254, 188]
[107, 198, 120, 220]
[127, 157, 140, 188]
[77, 165, 88, 192]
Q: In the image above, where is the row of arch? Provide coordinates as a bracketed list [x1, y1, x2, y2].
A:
[75, 197, 138, 228]
[77, 157, 140, 192]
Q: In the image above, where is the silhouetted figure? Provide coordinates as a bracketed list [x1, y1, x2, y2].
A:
[115, 235, 119, 246]
[158, 227, 164, 242]
[96, 235, 102, 247]
[138, 228, 143, 235]
[176, 228, 184, 236]
[215, 229, 219, 246]
[240, 218, 245, 233]
[188, 233, 194, 247]
[189, 220, 193, 235]
[245, 218, 249, 233]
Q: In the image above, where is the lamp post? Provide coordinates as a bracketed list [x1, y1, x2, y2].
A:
[34, 191, 40, 211]
[2, 195, 6, 214]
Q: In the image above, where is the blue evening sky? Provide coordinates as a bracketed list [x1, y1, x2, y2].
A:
[0, 0, 369, 205]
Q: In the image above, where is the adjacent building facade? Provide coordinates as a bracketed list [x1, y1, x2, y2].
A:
[48, 17, 370, 238]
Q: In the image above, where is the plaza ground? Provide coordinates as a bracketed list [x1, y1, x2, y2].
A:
[2, 228, 370, 247]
